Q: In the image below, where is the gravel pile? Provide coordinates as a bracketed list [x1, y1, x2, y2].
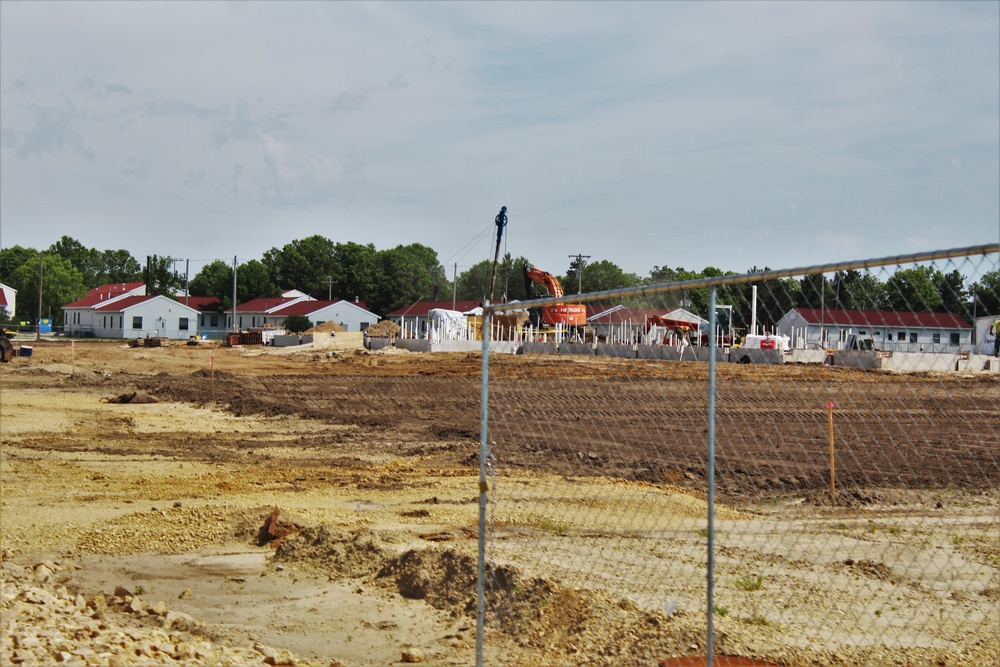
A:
[1, 558, 328, 667]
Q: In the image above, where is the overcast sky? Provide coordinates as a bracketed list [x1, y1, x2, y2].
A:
[1, 1, 998, 281]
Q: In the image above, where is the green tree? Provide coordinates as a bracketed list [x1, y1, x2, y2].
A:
[939, 269, 969, 318]
[885, 266, 944, 312]
[832, 270, 888, 311]
[797, 274, 838, 310]
[143, 255, 181, 296]
[262, 235, 336, 298]
[8, 254, 86, 326]
[969, 270, 1000, 317]
[190, 259, 279, 309]
[577, 259, 641, 294]
[189, 260, 232, 306]
[331, 242, 379, 303]
[0, 245, 39, 281]
[238, 260, 280, 304]
[283, 314, 312, 333]
[371, 243, 444, 315]
[48, 236, 103, 288]
[100, 249, 142, 284]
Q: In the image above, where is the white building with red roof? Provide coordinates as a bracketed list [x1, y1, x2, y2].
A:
[237, 294, 377, 332]
[63, 282, 200, 339]
[777, 308, 973, 352]
[0, 282, 16, 320]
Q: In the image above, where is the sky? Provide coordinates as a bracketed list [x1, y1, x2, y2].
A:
[1, 1, 998, 282]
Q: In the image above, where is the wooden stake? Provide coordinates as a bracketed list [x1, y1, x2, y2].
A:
[827, 401, 836, 505]
[210, 355, 215, 401]
[71, 340, 75, 376]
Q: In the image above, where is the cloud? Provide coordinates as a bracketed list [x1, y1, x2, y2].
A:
[15, 98, 94, 161]
[259, 136, 364, 206]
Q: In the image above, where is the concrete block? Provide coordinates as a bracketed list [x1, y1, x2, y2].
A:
[635, 345, 661, 360]
[786, 349, 829, 364]
[520, 342, 558, 356]
[365, 337, 394, 350]
[557, 343, 595, 356]
[731, 349, 785, 365]
[594, 344, 636, 359]
[833, 350, 882, 369]
[690, 347, 728, 363]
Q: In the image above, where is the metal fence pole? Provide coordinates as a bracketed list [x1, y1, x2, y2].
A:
[706, 286, 717, 666]
[476, 302, 491, 667]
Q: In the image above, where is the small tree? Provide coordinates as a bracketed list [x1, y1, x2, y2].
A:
[283, 314, 312, 333]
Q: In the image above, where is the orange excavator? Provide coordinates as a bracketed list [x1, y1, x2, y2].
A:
[523, 265, 587, 328]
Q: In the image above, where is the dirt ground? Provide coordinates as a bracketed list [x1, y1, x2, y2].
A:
[1, 339, 997, 666]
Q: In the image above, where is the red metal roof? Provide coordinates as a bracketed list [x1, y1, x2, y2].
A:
[93, 295, 156, 311]
[270, 299, 373, 316]
[86, 282, 144, 298]
[64, 282, 145, 308]
[235, 297, 301, 313]
[792, 308, 971, 329]
[388, 300, 482, 317]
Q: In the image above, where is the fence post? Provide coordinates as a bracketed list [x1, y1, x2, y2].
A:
[707, 286, 717, 666]
[476, 301, 492, 667]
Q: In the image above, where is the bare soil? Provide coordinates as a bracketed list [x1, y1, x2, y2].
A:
[1, 340, 997, 666]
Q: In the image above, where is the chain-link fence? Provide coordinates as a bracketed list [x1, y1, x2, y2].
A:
[475, 244, 999, 667]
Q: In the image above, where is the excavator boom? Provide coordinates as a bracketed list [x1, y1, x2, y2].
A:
[523, 265, 586, 327]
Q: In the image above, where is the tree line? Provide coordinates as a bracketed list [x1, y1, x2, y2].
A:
[1, 235, 997, 330]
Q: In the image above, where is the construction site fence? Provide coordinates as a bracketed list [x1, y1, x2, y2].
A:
[474, 243, 999, 667]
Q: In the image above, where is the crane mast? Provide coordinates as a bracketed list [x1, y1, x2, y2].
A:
[487, 206, 507, 302]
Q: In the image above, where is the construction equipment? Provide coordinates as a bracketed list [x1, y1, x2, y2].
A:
[0, 336, 14, 362]
[486, 206, 508, 302]
[643, 315, 696, 345]
[523, 265, 587, 328]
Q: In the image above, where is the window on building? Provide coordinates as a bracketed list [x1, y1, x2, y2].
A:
[899, 331, 906, 341]
[950, 332, 960, 346]
[103, 316, 107, 328]
[179, 318, 189, 331]
[909, 332, 917, 344]
[932, 332, 941, 344]
[210, 315, 219, 327]
[887, 333, 893, 341]
[361, 321, 370, 330]
[132, 316, 142, 330]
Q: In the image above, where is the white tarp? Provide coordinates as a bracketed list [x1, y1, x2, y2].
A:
[428, 308, 468, 341]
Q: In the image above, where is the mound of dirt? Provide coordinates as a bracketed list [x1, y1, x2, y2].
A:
[365, 320, 400, 337]
[306, 320, 346, 334]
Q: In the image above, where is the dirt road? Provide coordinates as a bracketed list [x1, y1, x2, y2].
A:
[1, 340, 997, 666]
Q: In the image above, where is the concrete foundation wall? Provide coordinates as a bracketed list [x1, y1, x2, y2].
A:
[366, 337, 394, 350]
[636, 345, 661, 360]
[886, 352, 958, 372]
[272, 334, 313, 348]
[787, 349, 829, 364]
[691, 347, 728, 363]
[595, 344, 636, 359]
[557, 343, 594, 356]
[731, 349, 785, 365]
[832, 350, 884, 369]
[520, 342, 558, 355]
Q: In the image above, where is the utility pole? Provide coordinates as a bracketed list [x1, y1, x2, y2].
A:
[325, 276, 334, 301]
[36, 255, 43, 341]
[452, 263, 457, 311]
[184, 259, 190, 306]
[231, 256, 238, 333]
[568, 254, 590, 295]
